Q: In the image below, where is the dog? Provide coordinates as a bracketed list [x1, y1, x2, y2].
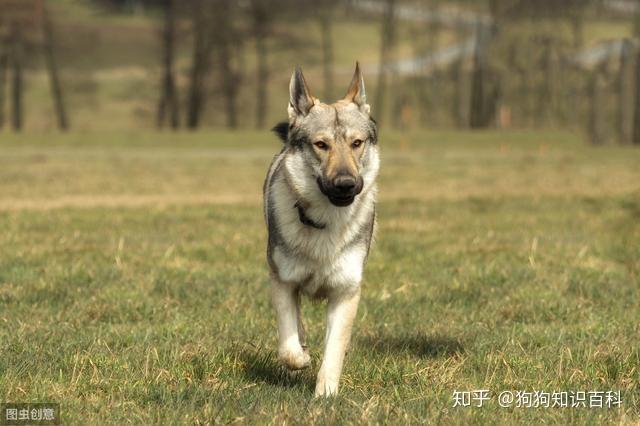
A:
[263, 63, 380, 397]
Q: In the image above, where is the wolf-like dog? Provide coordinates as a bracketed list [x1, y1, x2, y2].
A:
[263, 63, 379, 397]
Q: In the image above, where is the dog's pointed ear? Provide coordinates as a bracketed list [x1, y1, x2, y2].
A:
[344, 62, 370, 115]
[288, 66, 314, 121]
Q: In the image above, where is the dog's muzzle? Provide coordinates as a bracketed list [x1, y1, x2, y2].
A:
[317, 175, 364, 207]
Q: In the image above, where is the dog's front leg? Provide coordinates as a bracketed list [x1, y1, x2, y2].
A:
[271, 280, 310, 370]
[315, 287, 361, 397]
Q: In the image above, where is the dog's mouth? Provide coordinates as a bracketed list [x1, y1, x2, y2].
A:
[316, 177, 361, 207]
[327, 194, 355, 207]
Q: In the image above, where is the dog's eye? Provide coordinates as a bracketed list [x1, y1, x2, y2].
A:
[351, 139, 363, 148]
[314, 141, 328, 150]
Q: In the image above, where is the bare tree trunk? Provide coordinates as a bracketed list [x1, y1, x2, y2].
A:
[634, 0, 640, 39]
[536, 39, 557, 127]
[251, 0, 269, 128]
[416, 75, 432, 127]
[0, 50, 7, 130]
[588, 67, 606, 145]
[157, 0, 180, 129]
[469, 42, 485, 128]
[632, 48, 640, 145]
[187, 0, 211, 129]
[570, 11, 584, 50]
[219, 45, 238, 128]
[406, 2, 430, 126]
[11, 26, 23, 131]
[254, 30, 268, 128]
[507, 43, 526, 127]
[215, 0, 242, 129]
[319, 13, 334, 101]
[43, 6, 69, 131]
[632, 2, 640, 143]
[426, 1, 441, 126]
[618, 39, 633, 144]
[451, 59, 465, 128]
[374, 0, 395, 125]
[485, 72, 501, 127]
[516, 69, 528, 126]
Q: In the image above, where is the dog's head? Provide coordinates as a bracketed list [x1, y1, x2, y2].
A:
[276, 63, 378, 207]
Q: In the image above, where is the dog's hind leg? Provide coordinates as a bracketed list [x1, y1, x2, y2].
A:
[315, 287, 361, 397]
[272, 280, 311, 370]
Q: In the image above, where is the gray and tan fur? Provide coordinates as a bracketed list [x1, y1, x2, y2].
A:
[263, 63, 380, 397]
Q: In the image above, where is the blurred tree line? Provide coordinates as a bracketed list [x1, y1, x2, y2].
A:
[0, 0, 68, 131]
[153, 0, 342, 131]
[152, 0, 640, 144]
[2, 0, 640, 145]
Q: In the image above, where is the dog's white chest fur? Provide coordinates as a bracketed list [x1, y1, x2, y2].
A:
[265, 150, 377, 297]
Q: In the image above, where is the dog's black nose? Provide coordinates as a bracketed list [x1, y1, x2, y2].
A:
[333, 175, 356, 193]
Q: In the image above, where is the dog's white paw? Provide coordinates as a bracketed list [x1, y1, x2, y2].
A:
[314, 374, 338, 397]
[278, 346, 310, 370]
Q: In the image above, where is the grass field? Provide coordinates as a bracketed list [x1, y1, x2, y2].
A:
[0, 130, 639, 424]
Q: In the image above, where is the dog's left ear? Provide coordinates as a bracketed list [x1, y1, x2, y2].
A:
[344, 62, 370, 115]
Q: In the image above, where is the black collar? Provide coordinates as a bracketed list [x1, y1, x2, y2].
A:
[295, 201, 325, 230]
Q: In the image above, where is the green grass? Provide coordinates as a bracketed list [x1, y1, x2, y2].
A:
[0, 130, 639, 424]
